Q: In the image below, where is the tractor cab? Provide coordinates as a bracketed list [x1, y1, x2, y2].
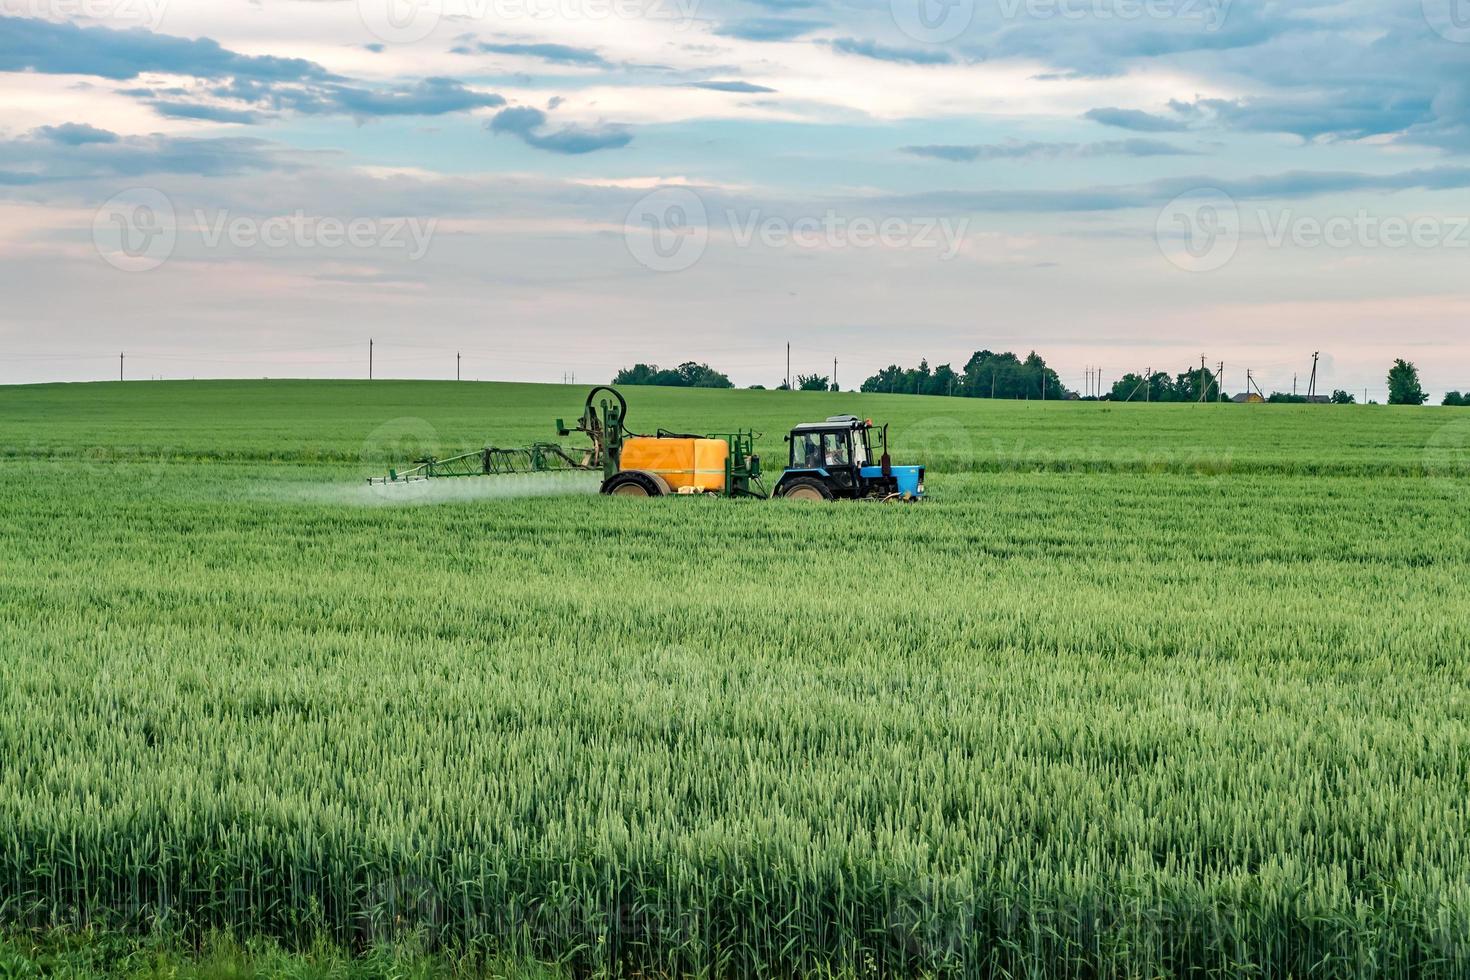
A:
[774, 416, 925, 501]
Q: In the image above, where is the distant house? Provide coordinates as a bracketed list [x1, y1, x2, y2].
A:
[1304, 395, 1331, 404]
[1232, 392, 1265, 404]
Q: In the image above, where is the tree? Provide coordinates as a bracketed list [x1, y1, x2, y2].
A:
[1331, 389, 1356, 404]
[796, 373, 829, 391]
[1110, 371, 1174, 402]
[1386, 359, 1428, 405]
[1443, 391, 1466, 407]
[860, 350, 1070, 400]
[1174, 366, 1218, 402]
[613, 361, 732, 389]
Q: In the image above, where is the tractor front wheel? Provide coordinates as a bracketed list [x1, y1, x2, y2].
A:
[778, 477, 834, 501]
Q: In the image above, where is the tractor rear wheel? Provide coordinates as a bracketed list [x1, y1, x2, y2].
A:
[779, 477, 834, 501]
[601, 470, 670, 497]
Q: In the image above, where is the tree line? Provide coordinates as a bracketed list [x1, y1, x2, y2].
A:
[861, 351, 1066, 399]
[612, 355, 1464, 405]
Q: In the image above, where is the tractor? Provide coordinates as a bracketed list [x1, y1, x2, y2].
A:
[370, 386, 925, 501]
[773, 415, 924, 501]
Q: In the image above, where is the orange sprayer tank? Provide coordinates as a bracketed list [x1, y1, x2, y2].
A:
[620, 437, 728, 492]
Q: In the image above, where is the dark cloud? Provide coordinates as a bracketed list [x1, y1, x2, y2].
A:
[0, 17, 502, 124]
[1083, 107, 1189, 132]
[902, 139, 1199, 161]
[486, 106, 632, 154]
[830, 37, 953, 65]
[0, 128, 312, 182]
[463, 41, 609, 66]
[150, 101, 263, 124]
[887, 166, 1470, 213]
[686, 80, 776, 93]
[713, 18, 826, 40]
[33, 123, 118, 146]
[0, 14, 332, 82]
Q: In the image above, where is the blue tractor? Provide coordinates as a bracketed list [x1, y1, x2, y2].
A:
[772, 415, 925, 501]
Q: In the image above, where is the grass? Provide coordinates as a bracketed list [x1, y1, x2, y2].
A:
[2, 380, 1469, 977]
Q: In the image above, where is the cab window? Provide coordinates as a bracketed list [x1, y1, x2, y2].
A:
[792, 433, 822, 468]
[822, 432, 851, 467]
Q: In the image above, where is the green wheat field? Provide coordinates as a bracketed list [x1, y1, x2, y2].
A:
[3, 380, 1470, 978]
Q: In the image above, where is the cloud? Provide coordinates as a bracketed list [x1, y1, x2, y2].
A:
[33, 123, 118, 146]
[457, 41, 610, 66]
[829, 38, 953, 65]
[0, 17, 501, 124]
[308, 78, 504, 117]
[713, 18, 826, 40]
[686, 80, 776, 93]
[0, 127, 313, 182]
[0, 14, 332, 82]
[150, 101, 264, 124]
[902, 139, 1199, 162]
[1083, 107, 1189, 132]
[887, 166, 1470, 213]
[486, 106, 631, 154]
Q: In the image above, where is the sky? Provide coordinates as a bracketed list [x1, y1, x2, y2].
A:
[1, 0, 1468, 397]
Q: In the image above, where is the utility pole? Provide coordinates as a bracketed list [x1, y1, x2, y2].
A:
[369, 338, 373, 381]
[1216, 361, 1224, 402]
[833, 356, 838, 391]
[786, 343, 790, 390]
[1041, 372, 1046, 401]
[457, 352, 461, 382]
[119, 351, 124, 382]
[1293, 374, 1297, 397]
[1200, 354, 1208, 403]
[991, 370, 997, 399]
[1145, 367, 1152, 403]
[1308, 351, 1319, 399]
